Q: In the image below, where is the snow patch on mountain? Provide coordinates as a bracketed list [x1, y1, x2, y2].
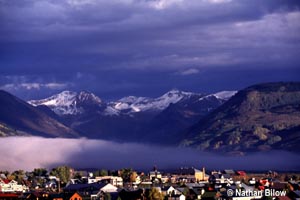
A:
[103, 106, 120, 116]
[107, 89, 196, 114]
[199, 91, 237, 101]
[213, 91, 237, 100]
[29, 91, 76, 106]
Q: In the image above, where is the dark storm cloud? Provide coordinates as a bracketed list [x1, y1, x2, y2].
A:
[0, 137, 299, 171]
[0, 0, 300, 98]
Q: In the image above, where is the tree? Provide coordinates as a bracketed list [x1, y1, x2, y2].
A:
[73, 172, 83, 179]
[94, 169, 108, 177]
[119, 168, 133, 182]
[284, 175, 291, 181]
[104, 193, 111, 200]
[33, 168, 48, 177]
[12, 170, 25, 184]
[50, 166, 72, 184]
[182, 187, 190, 197]
[130, 171, 138, 182]
[100, 169, 108, 176]
[25, 171, 34, 181]
[32, 168, 48, 186]
[7, 174, 16, 181]
[147, 187, 164, 200]
[292, 175, 298, 181]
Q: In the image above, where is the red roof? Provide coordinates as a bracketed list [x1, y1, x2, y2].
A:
[2, 179, 10, 184]
[236, 171, 246, 176]
[258, 186, 265, 190]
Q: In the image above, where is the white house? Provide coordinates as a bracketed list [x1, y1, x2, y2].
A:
[0, 179, 28, 192]
[150, 170, 162, 180]
[210, 173, 233, 185]
[91, 183, 119, 200]
[162, 186, 182, 196]
[95, 176, 123, 186]
[100, 183, 118, 193]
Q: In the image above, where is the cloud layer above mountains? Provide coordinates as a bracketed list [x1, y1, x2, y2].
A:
[1, 0, 300, 99]
[0, 137, 299, 172]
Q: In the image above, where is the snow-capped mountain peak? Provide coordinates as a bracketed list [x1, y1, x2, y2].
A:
[29, 90, 77, 107]
[159, 89, 193, 102]
[162, 89, 193, 97]
[77, 91, 102, 104]
[28, 90, 103, 115]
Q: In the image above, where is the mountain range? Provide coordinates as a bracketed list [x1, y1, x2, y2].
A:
[1, 82, 300, 154]
[28, 89, 233, 143]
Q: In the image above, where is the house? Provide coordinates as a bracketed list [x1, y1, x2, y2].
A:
[259, 178, 272, 187]
[223, 170, 235, 175]
[177, 167, 209, 182]
[91, 184, 119, 200]
[270, 182, 287, 191]
[175, 187, 187, 195]
[189, 188, 204, 200]
[185, 183, 205, 188]
[64, 182, 118, 197]
[149, 170, 162, 182]
[64, 192, 83, 200]
[44, 179, 58, 190]
[0, 179, 28, 192]
[95, 176, 123, 187]
[21, 192, 49, 200]
[195, 168, 210, 182]
[48, 193, 64, 200]
[248, 178, 256, 185]
[288, 181, 300, 191]
[162, 186, 182, 196]
[99, 183, 118, 193]
[209, 173, 233, 185]
[236, 171, 247, 177]
[88, 178, 98, 184]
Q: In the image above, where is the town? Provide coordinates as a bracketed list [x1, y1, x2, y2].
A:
[0, 166, 299, 200]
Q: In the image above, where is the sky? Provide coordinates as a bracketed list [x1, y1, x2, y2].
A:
[1, 137, 299, 171]
[0, 0, 300, 100]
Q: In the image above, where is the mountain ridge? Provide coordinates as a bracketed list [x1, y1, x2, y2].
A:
[28, 89, 236, 117]
[181, 82, 300, 154]
[0, 90, 79, 138]
[17, 89, 235, 143]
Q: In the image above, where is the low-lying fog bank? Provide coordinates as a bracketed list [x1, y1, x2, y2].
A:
[1, 137, 299, 171]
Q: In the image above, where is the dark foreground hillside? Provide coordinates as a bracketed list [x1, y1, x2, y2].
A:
[0, 90, 78, 138]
